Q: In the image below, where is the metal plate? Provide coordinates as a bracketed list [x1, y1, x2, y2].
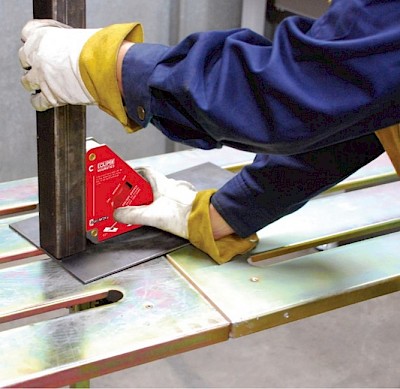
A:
[11, 163, 235, 283]
[11, 215, 186, 283]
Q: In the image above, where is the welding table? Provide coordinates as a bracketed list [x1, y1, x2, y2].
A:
[0, 146, 399, 387]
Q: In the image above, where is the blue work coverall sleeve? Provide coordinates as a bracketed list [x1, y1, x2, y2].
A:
[121, 0, 396, 236]
[212, 134, 383, 236]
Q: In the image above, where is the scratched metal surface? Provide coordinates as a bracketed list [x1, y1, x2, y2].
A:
[250, 180, 400, 259]
[0, 256, 229, 387]
[168, 231, 400, 338]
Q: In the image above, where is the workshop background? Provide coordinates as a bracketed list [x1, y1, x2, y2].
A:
[1, 0, 400, 387]
[1, 0, 242, 182]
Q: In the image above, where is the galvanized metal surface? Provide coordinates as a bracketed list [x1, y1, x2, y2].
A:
[0, 256, 229, 387]
[1, 147, 399, 386]
[250, 180, 400, 261]
[33, 0, 87, 259]
[168, 231, 400, 338]
[0, 215, 41, 263]
[0, 177, 38, 216]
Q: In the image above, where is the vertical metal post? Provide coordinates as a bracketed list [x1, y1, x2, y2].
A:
[241, 0, 267, 35]
[33, 0, 87, 259]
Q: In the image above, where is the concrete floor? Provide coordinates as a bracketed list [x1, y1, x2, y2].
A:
[91, 291, 400, 388]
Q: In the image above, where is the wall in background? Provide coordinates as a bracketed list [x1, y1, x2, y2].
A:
[0, 0, 242, 182]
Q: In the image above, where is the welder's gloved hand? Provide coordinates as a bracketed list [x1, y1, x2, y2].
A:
[19, 19, 143, 133]
[113, 167, 258, 264]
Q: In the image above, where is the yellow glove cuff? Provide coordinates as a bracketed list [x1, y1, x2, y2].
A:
[188, 189, 259, 264]
[79, 23, 144, 133]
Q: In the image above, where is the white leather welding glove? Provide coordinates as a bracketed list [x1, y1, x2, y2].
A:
[19, 19, 143, 133]
[113, 167, 258, 264]
[20, 20, 98, 110]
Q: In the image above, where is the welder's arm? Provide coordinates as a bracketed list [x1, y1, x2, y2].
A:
[119, 0, 400, 154]
[212, 133, 384, 238]
[116, 34, 386, 245]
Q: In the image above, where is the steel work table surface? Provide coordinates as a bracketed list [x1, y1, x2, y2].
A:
[0, 148, 399, 387]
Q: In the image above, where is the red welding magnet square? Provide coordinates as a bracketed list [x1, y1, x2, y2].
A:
[86, 140, 153, 243]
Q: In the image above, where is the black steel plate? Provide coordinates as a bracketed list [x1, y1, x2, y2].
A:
[11, 163, 235, 283]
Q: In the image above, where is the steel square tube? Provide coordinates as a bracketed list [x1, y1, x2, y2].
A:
[33, 0, 87, 258]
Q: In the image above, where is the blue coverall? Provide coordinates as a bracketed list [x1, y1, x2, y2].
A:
[121, 0, 400, 237]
